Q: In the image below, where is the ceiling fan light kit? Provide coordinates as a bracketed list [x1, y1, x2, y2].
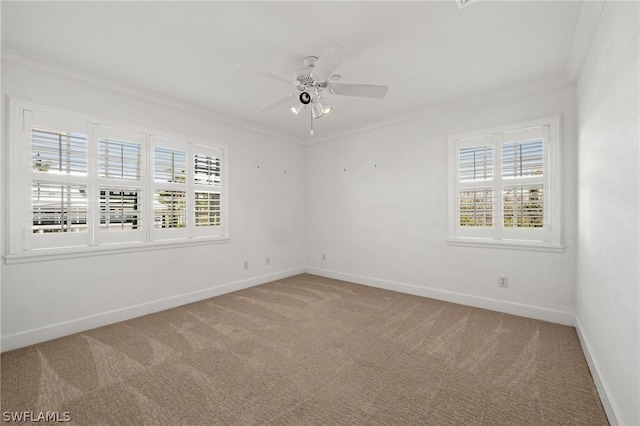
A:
[311, 102, 323, 119]
[317, 96, 333, 115]
[242, 38, 389, 136]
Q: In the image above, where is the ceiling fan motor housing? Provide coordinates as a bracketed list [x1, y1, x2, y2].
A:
[296, 67, 316, 87]
[296, 56, 319, 87]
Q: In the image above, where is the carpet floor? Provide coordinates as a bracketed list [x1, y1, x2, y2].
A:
[1, 274, 607, 425]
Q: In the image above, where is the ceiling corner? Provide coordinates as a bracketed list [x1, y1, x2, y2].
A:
[564, 0, 606, 84]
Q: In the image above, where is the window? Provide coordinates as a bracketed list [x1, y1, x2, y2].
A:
[149, 137, 224, 241]
[7, 98, 229, 262]
[448, 116, 562, 251]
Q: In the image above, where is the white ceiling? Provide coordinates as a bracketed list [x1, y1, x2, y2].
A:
[2, 1, 582, 142]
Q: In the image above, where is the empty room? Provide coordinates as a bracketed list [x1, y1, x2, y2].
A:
[1, 1, 638, 425]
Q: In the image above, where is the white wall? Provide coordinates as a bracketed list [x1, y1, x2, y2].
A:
[1, 59, 306, 350]
[575, 2, 640, 425]
[306, 86, 578, 324]
[1, 8, 637, 423]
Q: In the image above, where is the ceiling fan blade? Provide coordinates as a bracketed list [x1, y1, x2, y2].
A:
[329, 83, 388, 99]
[310, 39, 352, 82]
[236, 64, 293, 86]
[256, 94, 296, 112]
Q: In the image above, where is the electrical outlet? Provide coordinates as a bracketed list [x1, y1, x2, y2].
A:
[243, 261, 249, 270]
[498, 276, 509, 288]
[266, 257, 270, 266]
[322, 253, 326, 261]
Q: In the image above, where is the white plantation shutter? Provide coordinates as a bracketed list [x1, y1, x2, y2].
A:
[452, 135, 495, 239]
[96, 126, 146, 244]
[26, 110, 91, 250]
[459, 146, 493, 182]
[32, 182, 88, 233]
[499, 125, 550, 242]
[32, 128, 87, 175]
[100, 189, 142, 231]
[500, 131, 545, 233]
[195, 192, 221, 227]
[154, 147, 187, 184]
[150, 136, 189, 239]
[503, 185, 543, 228]
[100, 138, 141, 180]
[449, 116, 561, 249]
[502, 139, 544, 178]
[149, 139, 226, 240]
[459, 189, 493, 227]
[194, 153, 221, 186]
[7, 98, 229, 260]
[192, 146, 224, 237]
[458, 144, 494, 228]
[154, 190, 187, 229]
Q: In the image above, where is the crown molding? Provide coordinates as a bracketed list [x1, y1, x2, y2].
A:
[1, 48, 577, 148]
[306, 74, 574, 145]
[0, 48, 302, 145]
[564, 1, 606, 84]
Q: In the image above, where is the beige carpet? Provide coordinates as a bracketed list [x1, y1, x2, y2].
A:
[1, 274, 607, 425]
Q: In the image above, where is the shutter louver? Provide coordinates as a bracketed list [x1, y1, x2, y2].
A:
[154, 190, 187, 229]
[459, 189, 493, 227]
[195, 192, 221, 226]
[503, 185, 544, 228]
[32, 128, 87, 175]
[100, 139, 141, 180]
[459, 146, 493, 181]
[502, 139, 544, 178]
[194, 154, 221, 186]
[32, 182, 88, 233]
[100, 189, 141, 231]
[154, 147, 186, 183]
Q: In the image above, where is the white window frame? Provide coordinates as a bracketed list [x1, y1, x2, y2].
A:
[447, 115, 563, 252]
[5, 98, 229, 264]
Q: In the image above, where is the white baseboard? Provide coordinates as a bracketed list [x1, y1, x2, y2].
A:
[574, 315, 619, 426]
[305, 267, 575, 326]
[1, 267, 305, 352]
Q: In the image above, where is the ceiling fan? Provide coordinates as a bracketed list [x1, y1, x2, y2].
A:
[238, 39, 388, 135]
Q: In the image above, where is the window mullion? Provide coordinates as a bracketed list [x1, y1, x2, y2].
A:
[88, 124, 99, 246]
[145, 134, 152, 242]
[494, 133, 503, 240]
[187, 145, 194, 238]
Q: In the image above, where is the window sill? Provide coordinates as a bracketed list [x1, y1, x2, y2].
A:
[447, 238, 564, 253]
[4, 236, 230, 264]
